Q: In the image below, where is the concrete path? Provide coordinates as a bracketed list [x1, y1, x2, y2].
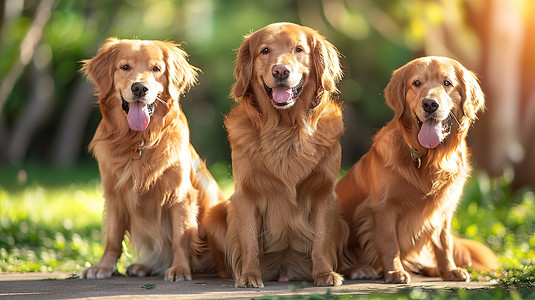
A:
[0, 272, 496, 299]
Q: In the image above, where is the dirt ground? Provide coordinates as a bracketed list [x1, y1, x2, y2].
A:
[0, 272, 497, 299]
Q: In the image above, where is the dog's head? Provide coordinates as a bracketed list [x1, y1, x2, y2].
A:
[231, 22, 342, 111]
[385, 56, 484, 150]
[83, 38, 198, 131]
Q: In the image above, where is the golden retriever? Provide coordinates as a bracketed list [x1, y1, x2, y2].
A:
[336, 56, 498, 283]
[218, 22, 346, 288]
[80, 38, 227, 281]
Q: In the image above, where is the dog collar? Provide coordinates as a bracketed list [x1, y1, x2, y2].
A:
[132, 148, 145, 160]
[411, 147, 422, 168]
[132, 141, 146, 160]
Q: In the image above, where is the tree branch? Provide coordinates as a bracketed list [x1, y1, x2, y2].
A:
[0, 0, 55, 116]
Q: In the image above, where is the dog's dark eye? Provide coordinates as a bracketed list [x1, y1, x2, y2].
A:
[152, 65, 161, 72]
[261, 47, 269, 54]
[121, 64, 130, 71]
[295, 46, 304, 53]
[444, 80, 452, 86]
[413, 80, 421, 87]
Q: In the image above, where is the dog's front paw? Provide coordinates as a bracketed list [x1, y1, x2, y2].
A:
[441, 267, 469, 282]
[164, 266, 192, 281]
[126, 264, 152, 277]
[345, 265, 378, 280]
[385, 270, 411, 284]
[81, 264, 116, 279]
[314, 271, 344, 286]
[236, 273, 264, 288]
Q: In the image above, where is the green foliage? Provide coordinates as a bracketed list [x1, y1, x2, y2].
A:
[452, 171, 535, 289]
[498, 259, 535, 288]
[454, 171, 535, 261]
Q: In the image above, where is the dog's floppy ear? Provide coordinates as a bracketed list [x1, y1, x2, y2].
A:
[162, 41, 199, 100]
[456, 63, 485, 121]
[231, 33, 254, 100]
[384, 64, 410, 119]
[310, 30, 343, 93]
[82, 37, 121, 99]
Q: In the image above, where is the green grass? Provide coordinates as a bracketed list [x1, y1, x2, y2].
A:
[0, 163, 107, 272]
[1, 163, 535, 297]
[453, 171, 535, 289]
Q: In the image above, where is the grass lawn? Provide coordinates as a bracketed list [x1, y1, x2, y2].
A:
[1, 162, 534, 298]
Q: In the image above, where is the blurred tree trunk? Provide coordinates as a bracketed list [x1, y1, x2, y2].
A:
[0, 0, 54, 114]
[468, 0, 531, 187]
[0, 0, 5, 38]
[512, 6, 535, 189]
[7, 44, 54, 162]
[0, 0, 55, 162]
[50, 79, 93, 165]
[472, 0, 524, 170]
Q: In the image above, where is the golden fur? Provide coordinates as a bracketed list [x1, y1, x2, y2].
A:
[219, 22, 346, 287]
[336, 56, 497, 283]
[81, 38, 227, 281]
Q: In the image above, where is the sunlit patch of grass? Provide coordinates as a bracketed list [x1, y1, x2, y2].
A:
[0, 163, 134, 272]
[496, 258, 535, 288]
[0, 175, 104, 272]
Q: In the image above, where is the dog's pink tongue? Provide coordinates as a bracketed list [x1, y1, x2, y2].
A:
[418, 119, 442, 148]
[127, 102, 150, 131]
[272, 86, 292, 104]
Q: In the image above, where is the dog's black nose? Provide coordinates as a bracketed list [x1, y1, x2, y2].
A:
[131, 82, 149, 97]
[272, 64, 291, 81]
[422, 98, 439, 113]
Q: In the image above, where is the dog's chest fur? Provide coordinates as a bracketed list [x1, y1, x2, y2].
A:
[227, 104, 343, 188]
[258, 125, 323, 185]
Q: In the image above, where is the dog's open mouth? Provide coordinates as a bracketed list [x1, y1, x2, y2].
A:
[263, 77, 304, 108]
[415, 113, 452, 149]
[121, 93, 155, 131]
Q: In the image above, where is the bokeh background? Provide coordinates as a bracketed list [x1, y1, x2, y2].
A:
[1, 0, 535, 278]
[1, 0, 534, 188]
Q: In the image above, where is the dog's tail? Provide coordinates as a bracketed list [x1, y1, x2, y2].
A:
[452, 236, 498, 271]
[204, 200, 229, 245]
[204, 200, 232, 278]
[419, 236, 498, 277]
